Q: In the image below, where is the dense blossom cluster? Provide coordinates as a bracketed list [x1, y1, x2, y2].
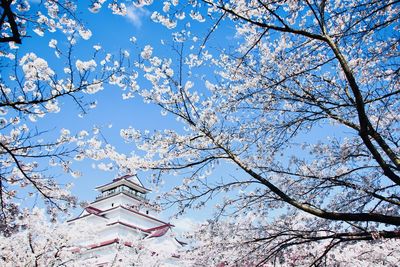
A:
[186, 213, 400, 266]
[0, 208, 91, 266]
[0, 208, 176, 266]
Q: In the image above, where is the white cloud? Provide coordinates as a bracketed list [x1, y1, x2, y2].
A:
[126, 6, 150, 28]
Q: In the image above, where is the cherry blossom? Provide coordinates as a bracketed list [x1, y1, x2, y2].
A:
[98, 0, 400, 264]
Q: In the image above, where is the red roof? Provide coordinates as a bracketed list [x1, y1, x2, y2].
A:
[107, 221, 148, 233]
[107, 220, 171, 236]
[147, 225, 170, 238]
[87, 238, 139, 250]
[67, 207, 108, 223]
[87, 238, 157, 251]
[98, 205, 170, 225]
[89, 238, 119, 249]
[86, 206, 102, 214]
[69, 204, 168, 224]
[146, 224, 172, 232]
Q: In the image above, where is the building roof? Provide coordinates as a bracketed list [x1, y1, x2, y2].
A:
[119, 205, 170, 225]
[91, 190, 148, 205]
[107, 221, 172, 236]
[113, 174, 143, 185]
[101, 205, 170, 225]
[107, 221, 149, 233]
[67, 206, 108, 223]
[146, 225, 171, 238]
[86, 206, 102, 214]
[68, 205, 170, 226]
[95, 175, 150, 193]
[88, 238, 120, 249]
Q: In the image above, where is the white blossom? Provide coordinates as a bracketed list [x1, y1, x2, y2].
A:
[140, 45, 153, 59]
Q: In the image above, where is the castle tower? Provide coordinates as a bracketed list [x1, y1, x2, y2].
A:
[68, 174, 183, 266]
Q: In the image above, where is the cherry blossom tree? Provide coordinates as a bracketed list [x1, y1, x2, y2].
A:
[0, 0, 131, 231]
[0, 0, 94, 45]
[0, 208, 92, 266]
[0, 208, 178, 267]
[93, 237, 182, 267]
[182, 213, 400, 266]
[1, 0, 399, 264]
[98, 0, 400, 264]
[0, 3, 184, 266]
